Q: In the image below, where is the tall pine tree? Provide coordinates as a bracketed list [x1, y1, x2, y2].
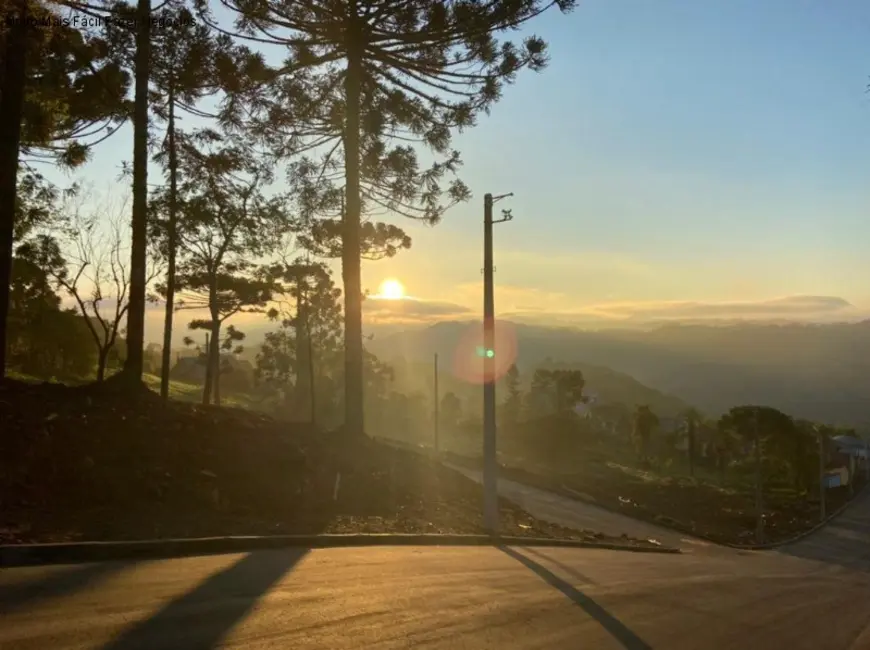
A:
[0, 0, 130, 377]
[197, 0, 575, 435]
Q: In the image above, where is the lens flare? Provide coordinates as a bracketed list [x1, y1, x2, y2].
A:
[452, 321, 518, 384]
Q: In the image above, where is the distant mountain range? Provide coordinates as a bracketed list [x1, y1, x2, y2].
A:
[366, 320, 870, 431]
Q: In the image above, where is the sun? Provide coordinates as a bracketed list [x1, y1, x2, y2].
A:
[378, 278, 405, 300]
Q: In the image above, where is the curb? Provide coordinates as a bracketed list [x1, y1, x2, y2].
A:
[0, 533, 679, 568]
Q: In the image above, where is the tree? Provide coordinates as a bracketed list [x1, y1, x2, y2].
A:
[0, 0, 32, 376]
[718, 406, 795, 462]
[149, 1, 220, 399]
[440, 391, 462, 432]
[52, 195, 160, 381]
[144, 0, 269, 399]
[199, 0, 576, 436]
[502, 363, 522, 426]
[551, 369, 585, 414]
[6, 169, 93, 378]
[714, 417, 740, 484]
[794, 419, 827, 495]
[683, 407, 702, 477]
[633, 405, 659, 463]
[526, 368, 552, 419]
[721, 405, 819, 492]
[299, 217, 411, 263]
[7, 241, 96, 378]
[0, 0, 129, 376]
[1, 0, 132, 377]
[122, 0, 153, 381]
[13, 170, 75, 244]
[718, 404, 797, 542]
[170, 139, 288, 404]
[526, 368, 585, 417]
[20, 3, 131, 165]
[258, 259, 343, 421]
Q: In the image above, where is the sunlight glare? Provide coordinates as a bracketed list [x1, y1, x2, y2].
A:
[378, 279, 405, 300]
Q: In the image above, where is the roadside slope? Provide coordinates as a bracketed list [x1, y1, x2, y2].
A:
[448, 463, 720, 553]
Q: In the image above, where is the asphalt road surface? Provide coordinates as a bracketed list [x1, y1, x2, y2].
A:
[2, 482, 869, 649]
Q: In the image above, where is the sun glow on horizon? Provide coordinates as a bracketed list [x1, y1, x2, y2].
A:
[377, 279, 405, 300]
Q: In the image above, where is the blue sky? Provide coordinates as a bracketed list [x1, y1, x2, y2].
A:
[44, 0, 870, 333]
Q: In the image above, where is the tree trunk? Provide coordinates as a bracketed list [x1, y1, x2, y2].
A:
[160, 86, 179, 400]
[96, 347, 109, 382]
[123, 0, 151, 381]
[294, 280, 311, 420]
[687, 419, 696, 478]
[0, 0, 28, 378]
[341, 42, 364, 436]
[202, 331, 212, 405]
[306, 303, 317, 425]
[211, 321, 221, 407]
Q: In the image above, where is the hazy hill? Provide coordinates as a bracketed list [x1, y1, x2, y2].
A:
[541, 361, 689, 417]
[367, 320, 870, 430]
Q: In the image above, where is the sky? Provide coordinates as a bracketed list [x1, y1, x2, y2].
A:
[44, 0, 870, 335]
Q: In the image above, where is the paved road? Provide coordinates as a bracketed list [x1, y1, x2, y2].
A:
[779, 484, 870, 570]
[2, 543, 869, 649]
[447, 463, 718, 552]
[2, 475, 868, 648]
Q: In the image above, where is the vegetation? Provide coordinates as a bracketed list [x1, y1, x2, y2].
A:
[409, 360, 868, 545]
[1, 0, 866, 550]
[0, 0, 610, 545]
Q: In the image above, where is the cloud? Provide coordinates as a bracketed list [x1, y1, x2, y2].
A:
[591, 295, 854, 320]
[500, 295, 861, 327]
[363, 296, 472, 324]
[453, 283, 572, 312]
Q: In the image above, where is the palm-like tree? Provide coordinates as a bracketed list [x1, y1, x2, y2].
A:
[633, 405, 659, 464]
[682, 407, 702, 477]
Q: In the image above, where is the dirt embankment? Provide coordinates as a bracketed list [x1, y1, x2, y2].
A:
[441, 449, 866, 546]
[0, 379, 645, 547]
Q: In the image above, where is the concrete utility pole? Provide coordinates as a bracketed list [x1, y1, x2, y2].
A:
[482, 191, 513, 535]
[433, 353, 439, 453]
[849, 454, 855, 497]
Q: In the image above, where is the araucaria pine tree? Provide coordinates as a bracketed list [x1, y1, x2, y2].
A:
[197, 0, 576, 435]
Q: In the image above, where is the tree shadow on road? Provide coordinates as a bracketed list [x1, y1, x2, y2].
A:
[498, 546, 651, 650]
[102, 548, 309, 650]
[0, 560, 137, 616]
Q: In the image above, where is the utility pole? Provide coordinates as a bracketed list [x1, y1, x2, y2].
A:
[818, 428, 826, 522]
[753, 407, 764, 544]
[849, 453, 855, 498]
[433, 353, 439, 453]
[482, 191, 513, 535]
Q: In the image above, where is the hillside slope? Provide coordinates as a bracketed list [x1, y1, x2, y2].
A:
[368, 319, 870, 428]
[369, 323, 691, 417]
